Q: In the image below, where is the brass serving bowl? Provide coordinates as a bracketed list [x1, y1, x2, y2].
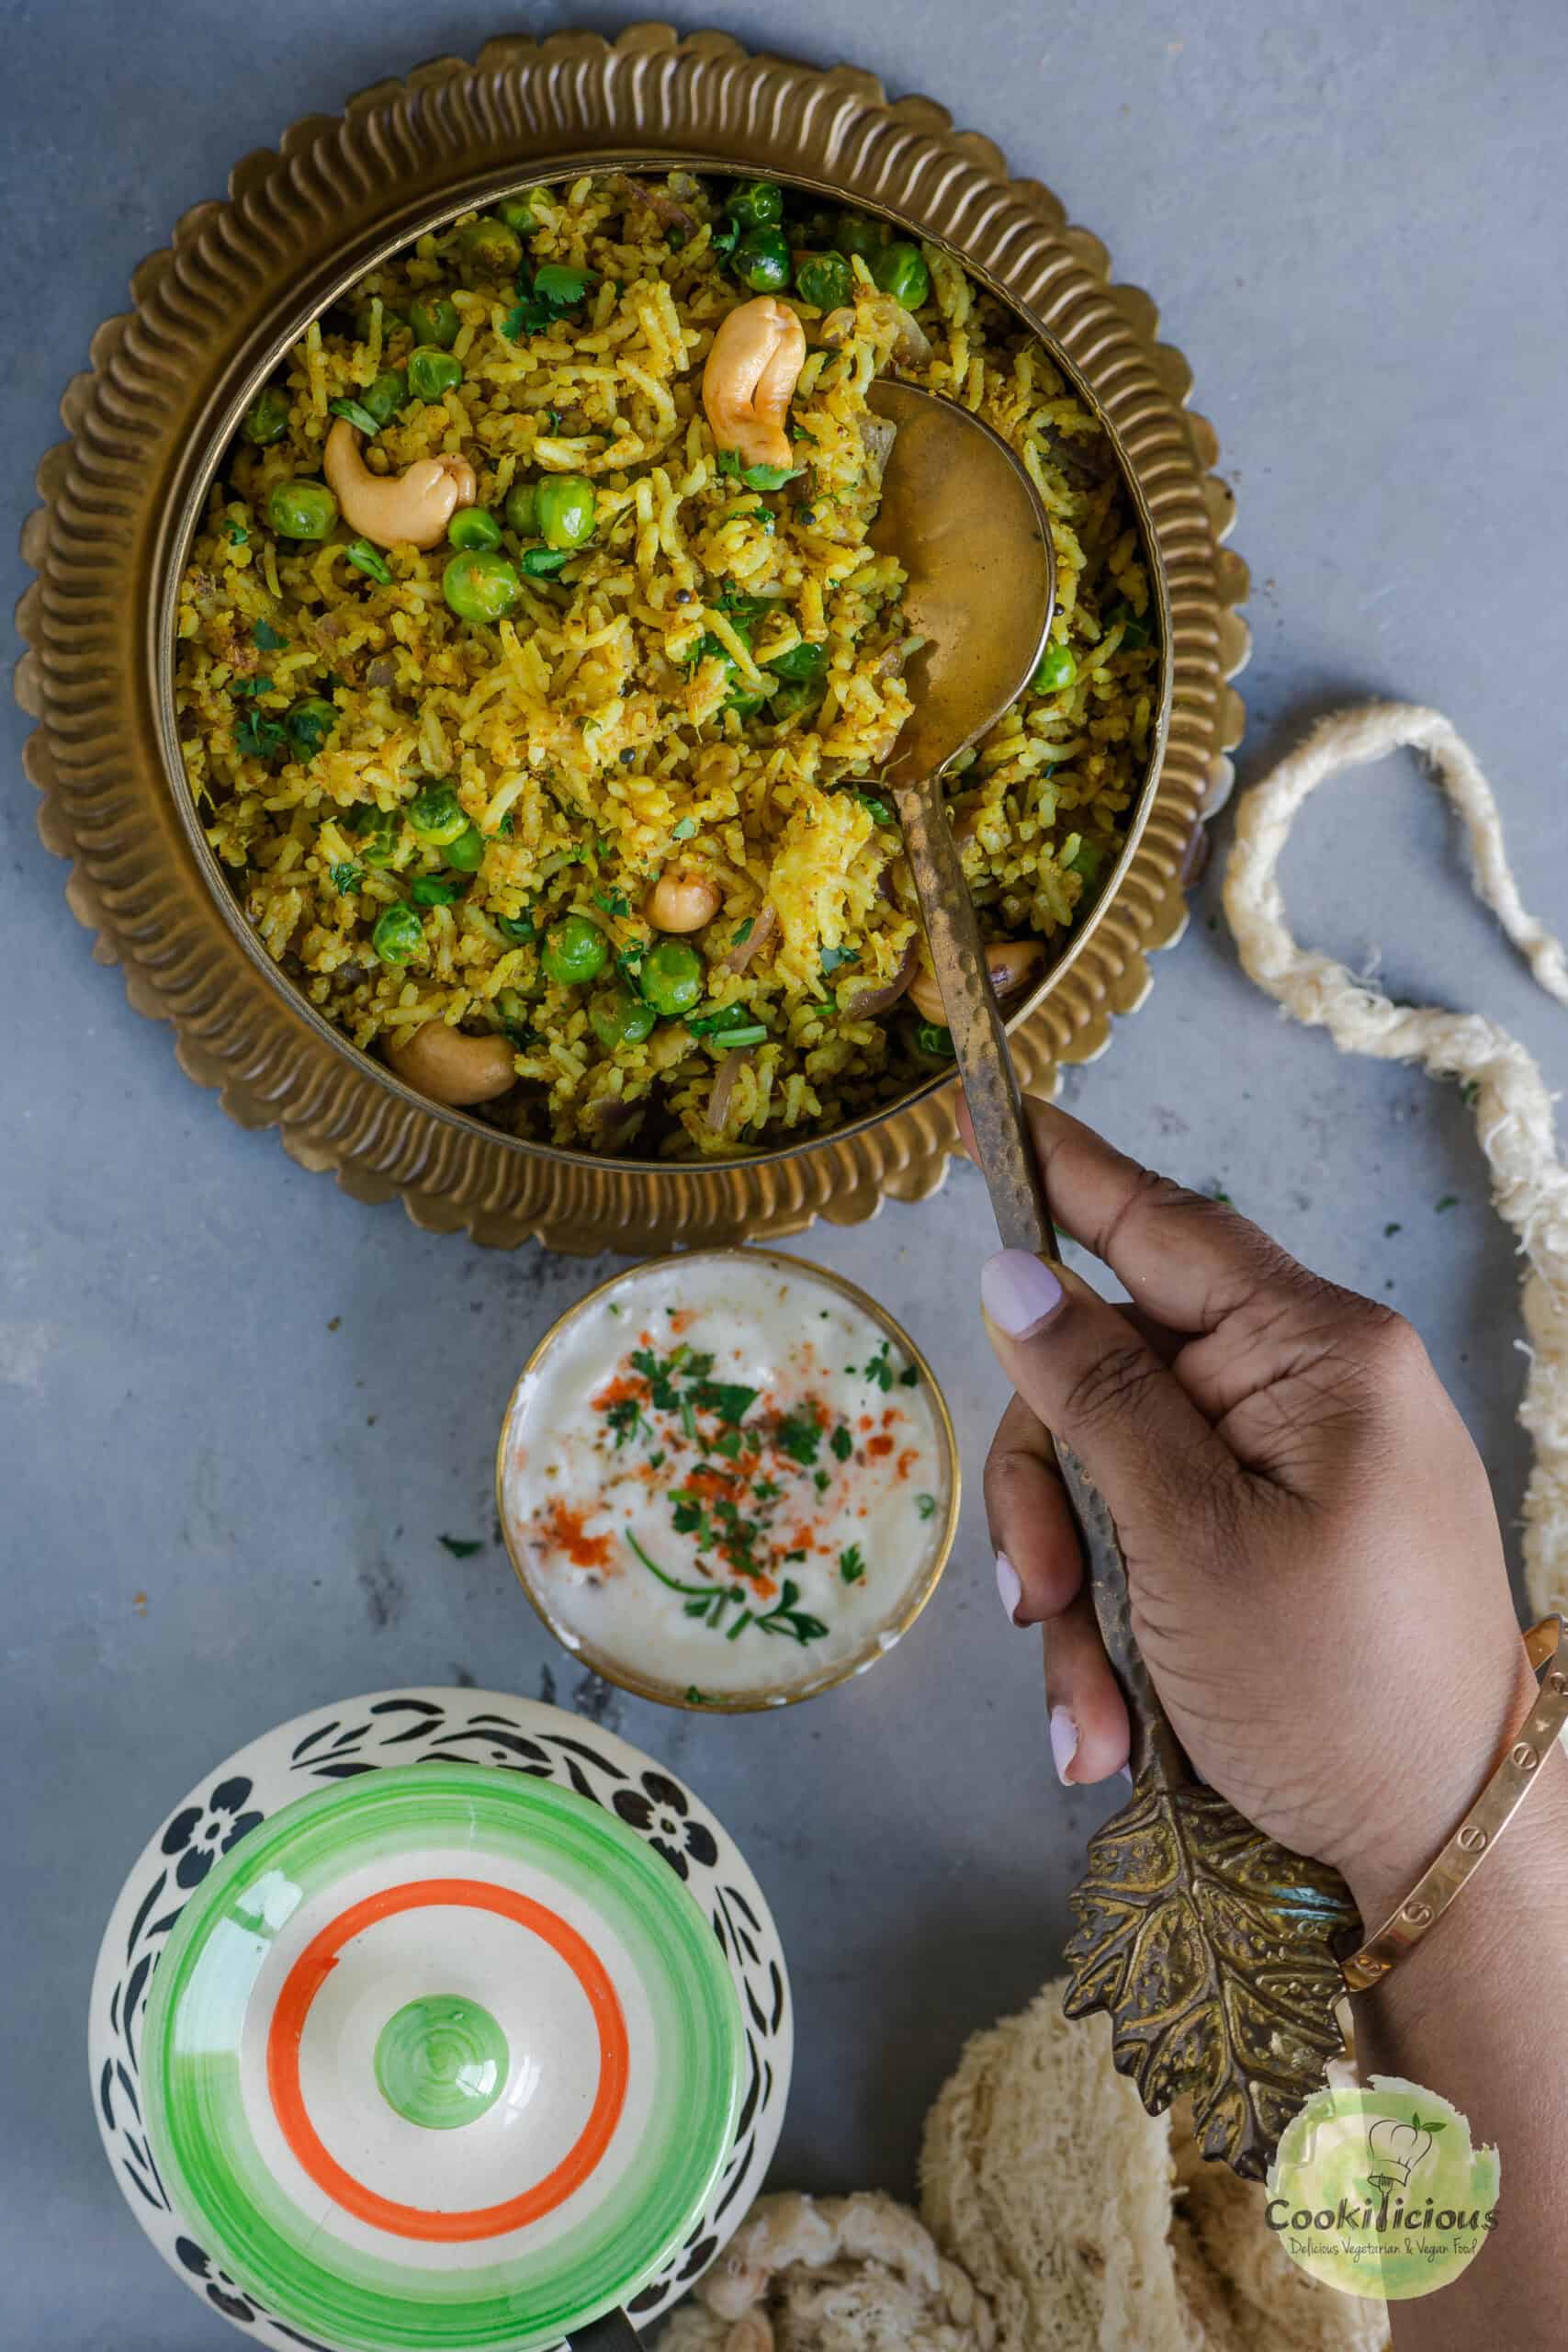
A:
[495, 1247, 961, 1713]
[17, 28, 1247, 1251]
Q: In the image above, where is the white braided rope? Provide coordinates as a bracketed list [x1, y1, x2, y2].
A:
[1223, 701, 1568, 1622]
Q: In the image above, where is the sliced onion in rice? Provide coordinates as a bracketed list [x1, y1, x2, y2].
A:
[839, 933, 919, 1017]
[706, 1047, 753, 1133]
[586, 1096, 644, 1153]
[859, 415, 897, 484]
[724, 899, 778, 973]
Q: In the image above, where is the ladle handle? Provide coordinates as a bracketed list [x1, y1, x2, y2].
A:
[890, 762, 1164, 1763]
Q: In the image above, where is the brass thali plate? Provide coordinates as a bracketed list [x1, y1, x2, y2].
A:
[17, 26, 1247, 1251]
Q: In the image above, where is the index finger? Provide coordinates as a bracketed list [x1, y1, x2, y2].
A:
[955, 1092, 1307, 1336]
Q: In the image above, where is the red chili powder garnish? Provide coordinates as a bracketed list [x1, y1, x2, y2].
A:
[867, 1433, 894, 1459]
[592, 1373, 647, 1410]
[538, 1498, 615, 1573]
[857, 1412, 874, 1432]
[896, 1447, 919, 1482]
[668, 1309, 695, 1335]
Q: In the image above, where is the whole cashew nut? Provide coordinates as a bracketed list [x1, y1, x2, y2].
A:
[908, 938, 1044, 1025]
[702, 298, 807, 472]
[323, 419, 478, 551]
[385, 1020, 516, 1105]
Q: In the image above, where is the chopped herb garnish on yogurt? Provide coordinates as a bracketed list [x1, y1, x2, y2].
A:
[773, 1412, 822, 1466]
[839, 1544, 866, 1585]
[915, 1492, 937, 1520]
[830, 1423, 854, 1462]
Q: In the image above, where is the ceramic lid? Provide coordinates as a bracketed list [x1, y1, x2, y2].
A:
[138, 1763, 743, 2350]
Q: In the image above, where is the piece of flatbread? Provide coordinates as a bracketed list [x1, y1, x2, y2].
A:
[919, 1984, 1389, 2352]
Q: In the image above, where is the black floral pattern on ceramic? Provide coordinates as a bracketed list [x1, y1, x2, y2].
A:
[159, 1777, 265, 1889]
[613, 1770, 722, 1879]
[96, 1690, 789, 2350]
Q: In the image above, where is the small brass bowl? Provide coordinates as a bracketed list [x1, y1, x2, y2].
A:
[19, 29, 1247, 1250]
[495, 1248, 961, 1713]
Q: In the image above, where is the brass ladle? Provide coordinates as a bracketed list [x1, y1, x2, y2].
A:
[868, 381, 1359, 2180]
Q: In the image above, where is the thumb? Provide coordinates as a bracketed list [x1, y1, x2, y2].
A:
[979, 1250, 1235, 1531]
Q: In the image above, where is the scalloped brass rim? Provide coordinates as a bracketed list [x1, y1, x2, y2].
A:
[17, 27, 1249, 1252]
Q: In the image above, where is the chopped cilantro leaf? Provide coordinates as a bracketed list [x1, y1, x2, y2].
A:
[1383, 1221, 1403, 1238]
[224, 520, 248, 545]
[731, 916, 755, 947]
[672, 816, 698, 841]
[898, 1363, 919, 1387]
[691, 1379, 759, 1426]
[839, 1544, 866, 1586]
[830, 1423, 853, 1463]
[329, 862, 362, 893]
[593, 888, 631, 919]
[438, 1534, 483, 1558]
[773, 1412, 821, 1466]
[819, 945, 858, 978]
[859, 1339, 895, 1393]
[252, 619, 287, 650]
[915, 1493, 937, 1521]
[813, 1468, 831, 1494]
[1435, 1193, 1460, 1212]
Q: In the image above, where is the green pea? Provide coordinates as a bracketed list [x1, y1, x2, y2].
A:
[639, 938, 704, 1017]
[497, 193, 537, 236]
[242, 384, 291, 447]
[286, 696, 337, 759]
[448, 506, 502, 552]
[833, 212, 885, 262]
[410, 874, 465, 907]
[407, 292, 459, 349]
[265, 480, 338, 540]
[443, 548, 522, 624]
[590, 986, 658, 1051]
[504, 481, 540, 537]
[1031, 639, 1077, 695]
[794, 250, 852, 311]
[536, 473, 597, 550]
[407, 345, 463, 401]
[359, 368, 408, 427]
[457, 215, 524, 279]
[533, 263, 595, 311]
[732, 226, 792, 295]
[346, 802, 400, 867]
[406, 781, 468, 846]
[872, 241, 931, 310]
[765, 639, 826, 683]
[372, 903, 424, 965]
[542, 914, 609, 987]
[726, 179, 784, 228]
[444, 823, 486, 873]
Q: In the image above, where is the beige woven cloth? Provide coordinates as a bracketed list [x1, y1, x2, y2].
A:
[660, 703, 1564, 2352]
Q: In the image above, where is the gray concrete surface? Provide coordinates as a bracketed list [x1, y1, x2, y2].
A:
[4, 4, 1566, 2345]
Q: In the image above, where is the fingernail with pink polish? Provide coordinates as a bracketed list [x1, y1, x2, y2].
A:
[995, 1552, 1023, 1624]
[1049, 1705, 1079, 1785]
[981, 1250, 1065, 1339]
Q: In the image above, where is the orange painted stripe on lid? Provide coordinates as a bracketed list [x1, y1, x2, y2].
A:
[265, 1877, 628, 2243]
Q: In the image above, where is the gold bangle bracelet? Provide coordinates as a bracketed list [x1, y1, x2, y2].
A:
[1340, 1615, 1566, 1992]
